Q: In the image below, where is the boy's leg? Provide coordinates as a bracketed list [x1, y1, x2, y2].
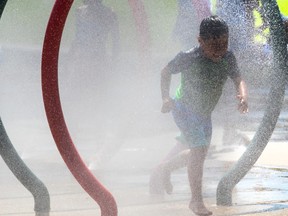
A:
[188, 146, 212, 216]
[161, 147, 190, 193]
[163, 141, 189, 161]
[150, 141, 189, 194]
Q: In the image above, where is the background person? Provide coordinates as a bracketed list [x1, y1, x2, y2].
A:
[68, 0, 120, 87]
[65, 0, 123, 168]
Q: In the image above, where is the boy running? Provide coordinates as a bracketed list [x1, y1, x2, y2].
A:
[150, 16, 248, 216]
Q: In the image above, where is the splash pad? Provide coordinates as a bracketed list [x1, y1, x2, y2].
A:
[0, 0, 286, 213]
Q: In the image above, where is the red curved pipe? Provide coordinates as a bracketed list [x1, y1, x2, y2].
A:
[191, 0, 211, 21]
[128, 0, 151, 58]
[41, 1, 117, 216]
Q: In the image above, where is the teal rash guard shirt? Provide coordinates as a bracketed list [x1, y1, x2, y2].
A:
[167, 46, 241, 116]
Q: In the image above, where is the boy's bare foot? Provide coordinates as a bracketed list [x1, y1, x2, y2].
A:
[149, 165, 173, 195]
[149, 167, 164, 195]
[189, 201, 212, 216]
[163, 169, 173, 194]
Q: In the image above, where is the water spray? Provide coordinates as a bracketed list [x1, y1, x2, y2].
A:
[217, 0, 288, 206]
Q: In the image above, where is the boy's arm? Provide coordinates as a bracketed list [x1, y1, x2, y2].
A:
[161, 66, 174, 113]
[232, 76, 248, 114]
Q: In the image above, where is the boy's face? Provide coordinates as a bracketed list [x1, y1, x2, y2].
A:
[198, 34, 228, 62]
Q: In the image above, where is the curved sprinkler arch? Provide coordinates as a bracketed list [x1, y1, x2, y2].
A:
[0, 119, 50, 216]
[128, 0, 151, 60]
[0, 1, 50, 215]
[0, 0, 7, 18]
[191, 0, 211, 20]
[41, 1, 117, 216]
[217, 0, 288, 206]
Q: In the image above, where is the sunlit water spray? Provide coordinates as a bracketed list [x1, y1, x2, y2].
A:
[0, 0, 288, 215]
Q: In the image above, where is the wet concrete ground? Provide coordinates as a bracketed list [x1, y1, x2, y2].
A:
[1, 124, 288, 216]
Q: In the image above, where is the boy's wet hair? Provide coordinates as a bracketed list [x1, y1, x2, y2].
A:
[199, 16, 229, 40]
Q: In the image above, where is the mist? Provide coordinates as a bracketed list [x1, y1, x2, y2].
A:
[0, 0, 286, 215]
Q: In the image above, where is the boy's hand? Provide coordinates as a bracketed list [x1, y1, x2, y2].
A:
[237, 95, 248, 114]
[161, 98, 174, 113]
